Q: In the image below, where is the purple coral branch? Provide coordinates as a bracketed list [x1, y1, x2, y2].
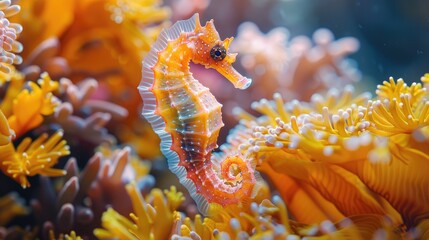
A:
[20, 38, 70, 80]
[48, 78, 128, 145]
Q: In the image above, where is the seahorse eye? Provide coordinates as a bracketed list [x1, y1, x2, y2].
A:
[210, 45, 226, 61]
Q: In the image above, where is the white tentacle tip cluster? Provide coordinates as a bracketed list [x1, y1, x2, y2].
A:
[0, 0, 23, 73]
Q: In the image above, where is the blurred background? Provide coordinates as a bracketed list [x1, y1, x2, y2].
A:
[193, 0, 429, 84]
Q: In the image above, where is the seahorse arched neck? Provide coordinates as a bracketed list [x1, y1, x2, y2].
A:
[139, 14, 255, 214]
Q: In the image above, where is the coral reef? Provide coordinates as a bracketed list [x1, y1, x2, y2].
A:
[13, 0, 171, 159]
[31, 145, 152, 239]
[0, 0, 427, 239]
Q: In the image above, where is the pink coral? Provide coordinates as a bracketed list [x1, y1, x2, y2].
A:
[50, 77, 128, 145]
[232, 22, 361, 101]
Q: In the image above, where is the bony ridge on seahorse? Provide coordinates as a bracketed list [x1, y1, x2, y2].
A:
[139, 13, 259, 214]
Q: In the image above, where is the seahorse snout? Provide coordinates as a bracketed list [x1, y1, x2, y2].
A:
[236, 77, 252, 89]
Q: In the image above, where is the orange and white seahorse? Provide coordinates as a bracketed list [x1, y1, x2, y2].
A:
[139, 13, 256, 213]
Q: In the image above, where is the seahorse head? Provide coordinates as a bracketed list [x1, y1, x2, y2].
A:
[189, 16, 252, 90]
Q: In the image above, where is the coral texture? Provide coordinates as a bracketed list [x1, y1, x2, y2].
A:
[0, 0, 427, 239]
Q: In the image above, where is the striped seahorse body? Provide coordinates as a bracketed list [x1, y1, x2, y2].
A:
[139, 14, 256, 214]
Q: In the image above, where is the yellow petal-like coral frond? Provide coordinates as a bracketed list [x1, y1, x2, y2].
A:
[95, 182, 184, 240]
[0, 109, 14, 146]
[0, 130, 69, 188]
[7, 72, 60, 137]
[256, 150, 391, 225]
[0, 67, 25, 116]
[93, 208, 138, 240]
[341, 144, 429, 227]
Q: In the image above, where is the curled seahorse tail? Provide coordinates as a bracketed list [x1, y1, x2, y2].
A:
[220, 155, 256, 196]
[183, 154, 256, 214]
[221, 154, 257, 202]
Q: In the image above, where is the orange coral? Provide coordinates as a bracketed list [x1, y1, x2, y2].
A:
[0, 1, 427, 239]
[13, 0, 170, 158]
[227, 75, 429, 236]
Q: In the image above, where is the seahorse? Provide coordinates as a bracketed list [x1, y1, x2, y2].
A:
[139, 13, 256, 214]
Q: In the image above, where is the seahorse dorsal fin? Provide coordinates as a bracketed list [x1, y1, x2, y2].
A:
[194, 13, 202, 32]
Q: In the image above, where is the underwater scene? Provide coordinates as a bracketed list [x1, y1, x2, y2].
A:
[0, 0, 428, 239]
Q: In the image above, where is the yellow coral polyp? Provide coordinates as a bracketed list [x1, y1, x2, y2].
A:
[239, 89, 374, 165]
[368, 77, 429, 136]
[172, 195, 401, 239]
[243, 97, 375, 166]
[95, 182, 185, 240]
[163, 186, 185, 212]
[94, 208, 138, 240]
[230, 75, 429, 232]
[0, 192, 28, 225]
[50, 230, 84, 240]
[376, 77, 426, 104]
[0, 130, 70, 188]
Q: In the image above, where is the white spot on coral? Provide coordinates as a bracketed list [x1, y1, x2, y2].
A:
[328, 134, 338, 144]
[320, 220, 336, 233]
[323, 146, 334, 156]
[412, 127, 429, 142]
[344, 136, 359, 151]
[274, 141, 284, 148]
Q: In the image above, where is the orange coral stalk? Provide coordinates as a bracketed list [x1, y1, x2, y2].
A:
[258, 162, 344, 224]
[265, 152, 386, 217]
[340, 149, 429, 227]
